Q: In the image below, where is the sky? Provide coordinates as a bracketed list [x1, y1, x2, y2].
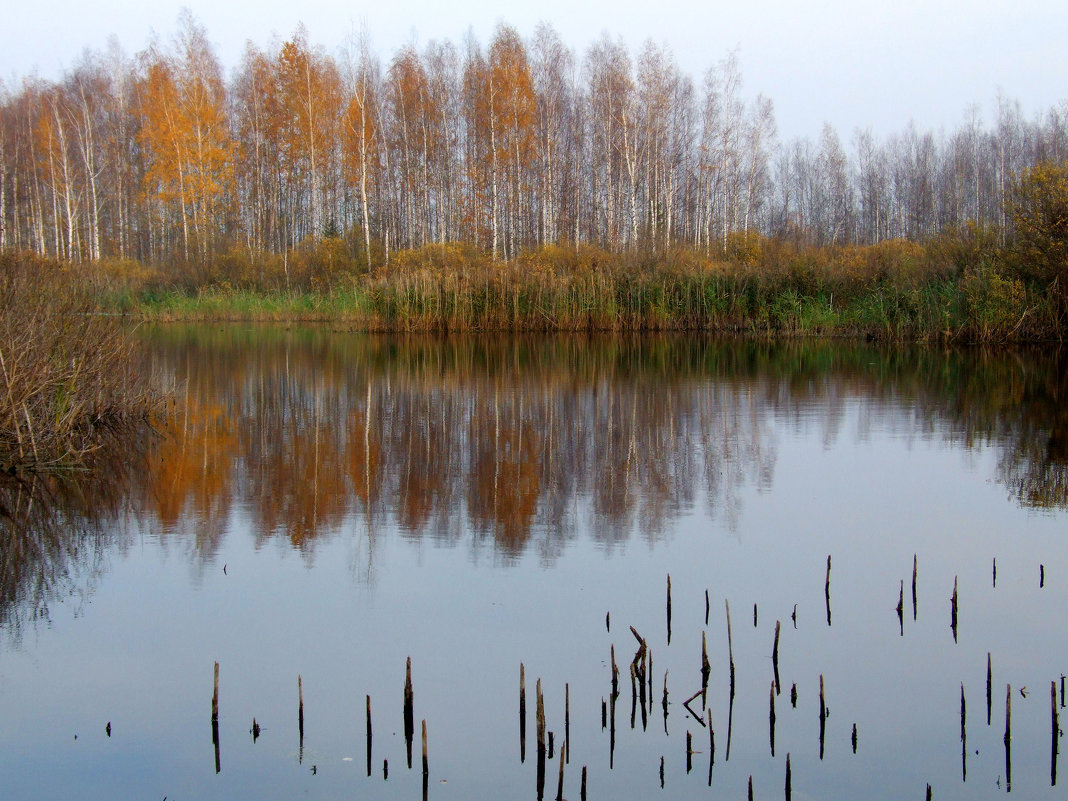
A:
[4, 0, 1065, 142]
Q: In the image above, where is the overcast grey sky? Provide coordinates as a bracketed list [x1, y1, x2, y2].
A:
[4, 0, 1065, 141]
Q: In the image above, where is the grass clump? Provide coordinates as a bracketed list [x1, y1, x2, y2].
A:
[0, 254, 161, 471]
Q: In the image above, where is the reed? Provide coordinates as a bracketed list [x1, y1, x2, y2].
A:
[110, 240, 1065, 342]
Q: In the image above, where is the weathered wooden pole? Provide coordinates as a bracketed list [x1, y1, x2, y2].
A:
[686, 730, 693, 774]
[960, 683, 967, 781]
[404, 657, 414, 770]
[556, 738, 565, 801]
[666, 574, 673, 645]
[825, 554, 832, 626]
[366, 695, 373, 777]
[212, 661, 219, 723]
[819, 674, 827, 761]
[725, 599, 735, 761]
[1052, 680, 1059, 787]
[987, 653, 993, 726]
[951, 577, 958, 643]
[298, 674, 304, 748]
[581, 766, 587, 801]
[1005, 683, 1012, 792]
[537, 678, 547, 800]
[211, 661, 220, 774]
[769, 680, 777, 757]
[537, 678, 546, 752]
[707, 708, 715, 787]
[662, 670, 670, 734]
[520, 663, 527, 763]
[897, 580, 904, 636]
[772, 620, 781, 695]
[912, 554, 918, 620]
[565, 682, 571, 764]
[852, 722, 858, 755]
[421, 719, 429, 801]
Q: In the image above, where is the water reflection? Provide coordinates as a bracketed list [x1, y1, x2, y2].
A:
[3, 333, 1066, 640]
[139, 331, 1068, 563]
[0, 428, 153, 643]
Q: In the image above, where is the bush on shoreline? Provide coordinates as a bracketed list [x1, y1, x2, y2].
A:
[0, 255, 161, 471]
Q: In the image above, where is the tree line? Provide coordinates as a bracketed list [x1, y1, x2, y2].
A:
[2, 11, 1066, 272]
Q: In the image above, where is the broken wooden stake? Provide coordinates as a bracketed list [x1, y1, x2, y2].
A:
[404, 658, 414, 769]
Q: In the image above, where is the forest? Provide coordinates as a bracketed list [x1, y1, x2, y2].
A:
[1, 13, 1067, 338]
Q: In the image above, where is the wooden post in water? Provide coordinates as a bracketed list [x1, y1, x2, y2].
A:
[662, 670, 670, 734]
[520, 663, 527, 763]
[611, 645, 619, 699]
[366, 695, 373, 777]
[819, 674, 827, 761]
[298, 674, 304, 749]
[772, 621, 781, 695]
[726, 598, 736, 761]
[791, 683, 798, 709]
[1005, 683, 1012, 792]
[404, 658, 414, 770]
[769, 680, 777, 757]
[686, 730, 693, 774]
[1041, 564, 1045, 588]
[825, 555, 832, 626]
[606, 611, 610, 632]
[748, 775, 753, 801]
[536, 679, 546, 750]
[537, 678, 547, 801]
[581, 766, 587, 801]
[1052, 680, 1059, 787]
[987, 653, 993, 726]
[701, 631, 711, 702]
[659, 756, 665, 788]
[565, 683, 571, 764]
[960, 683, 967, 781]
[993, 557, 997, 588]
[754, 603, 758, 628]
[556, 738, 565, 801]
[852, 723, 858, 755]
[212, 661, 219, 723]
[912, 554, 918, 620]
[951, 577, 958, 643]
[705, 589, 710, 626]
[707, 708, 715, 787]
[211, 661, 220, 774]
[666, 574, 673, 645]
[421, 719, 429, 801]
[786, 753, 792, 801]
[926, 783, 932, 801]
[897, 580, 904, 636]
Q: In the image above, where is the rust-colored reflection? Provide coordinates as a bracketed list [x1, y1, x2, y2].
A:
[2, 332, 1067, 642]
[133, 330, 1068, 564]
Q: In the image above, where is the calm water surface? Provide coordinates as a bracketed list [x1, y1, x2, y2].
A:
[1, 330, 1066, 800]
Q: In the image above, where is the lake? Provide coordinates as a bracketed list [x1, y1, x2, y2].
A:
[1, 329, 1065, 800]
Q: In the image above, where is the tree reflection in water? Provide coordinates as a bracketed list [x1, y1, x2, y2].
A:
[3, 333, 1065, 641]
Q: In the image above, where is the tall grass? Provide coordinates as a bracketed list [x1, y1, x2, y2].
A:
[96, 234, 1065, 342]
[0, 255, 161, 471]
